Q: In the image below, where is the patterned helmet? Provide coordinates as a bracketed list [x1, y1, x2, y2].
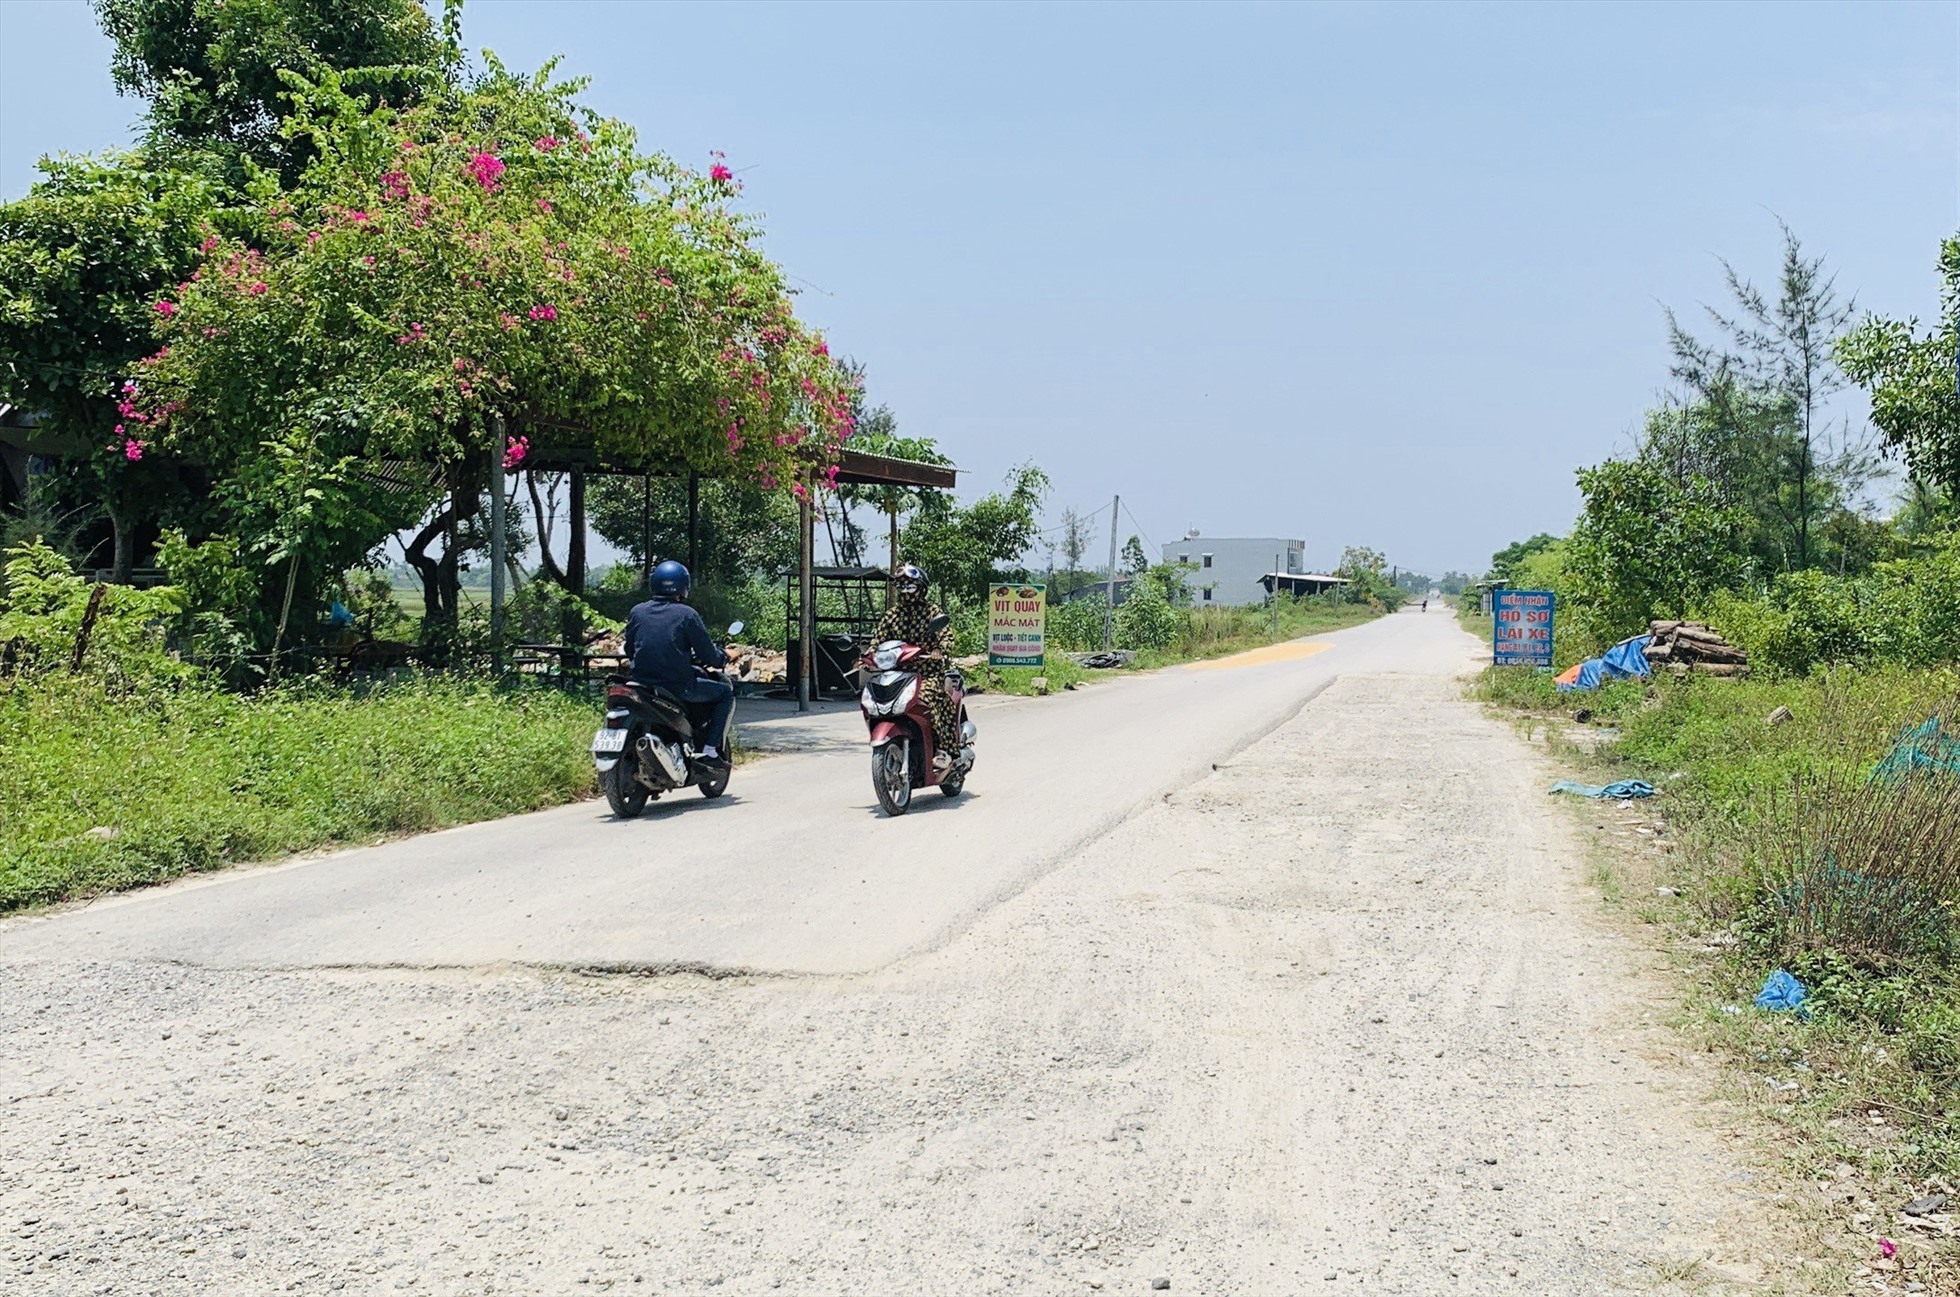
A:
[894, 563, 927, 597]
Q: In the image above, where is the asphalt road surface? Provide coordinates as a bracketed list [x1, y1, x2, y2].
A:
[0, 609, 1456, 975]
[0, 608, 1779, 1296]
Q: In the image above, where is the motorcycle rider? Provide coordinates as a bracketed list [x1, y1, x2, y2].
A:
[870, 563, 960, 768]
[622, 559, 732, 767]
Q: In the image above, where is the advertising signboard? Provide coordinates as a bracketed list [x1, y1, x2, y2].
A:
[1493, 588, 1555, 667]
[988, 582, 1047, 667]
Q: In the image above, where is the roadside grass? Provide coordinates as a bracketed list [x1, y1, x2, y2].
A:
[1476, 664, 1960, 1290]
[0, 674, 597, 913]
[1130, 600, 1383, 669]
[979, 656, 1089, 696]
[980, 600, 1386, 695]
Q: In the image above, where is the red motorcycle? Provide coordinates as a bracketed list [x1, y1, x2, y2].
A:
[859, 613, 976, 816]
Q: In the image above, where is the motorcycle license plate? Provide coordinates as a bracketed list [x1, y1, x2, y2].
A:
[591, 728, 629, 754]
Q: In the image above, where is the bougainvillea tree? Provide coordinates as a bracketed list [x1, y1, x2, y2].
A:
[134, 56, 857, 625]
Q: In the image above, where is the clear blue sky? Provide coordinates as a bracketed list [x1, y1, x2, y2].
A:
[3, 1, 1954, 577]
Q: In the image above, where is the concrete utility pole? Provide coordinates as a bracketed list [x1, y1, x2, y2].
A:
[1272, 551, 1280, 639]
[1103, 495, 1120, 651]
[488, 411, 507, 669]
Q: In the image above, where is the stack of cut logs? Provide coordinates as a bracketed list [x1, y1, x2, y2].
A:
[1644, 620, 1749, 678]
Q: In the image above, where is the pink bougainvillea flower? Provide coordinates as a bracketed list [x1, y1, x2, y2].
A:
[199, 235, 220, 253]
[347, 209, 371, 223]
[248, 280, 269, 295]
[527, 303, 557, 322]
[502, 435, 530, 470]
[468, 151, 506, 191]
[533, 135, 560, 152]
[1878, 1239, 1897, 1259]
[379, 171, 409, 200]
[123, 439, 145, 462]
[710, 162, 734, 183]
[306, 230, 323, 244]
[154, 300, 177, 317]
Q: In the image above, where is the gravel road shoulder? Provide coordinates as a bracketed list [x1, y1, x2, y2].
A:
[1, 669, 1787, 1295]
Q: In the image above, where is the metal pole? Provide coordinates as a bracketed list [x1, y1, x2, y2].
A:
[798, 483, 816, 711]
[1272, 551, 1279, 639]
[1102, 494, 1119, 651]
[488, 413, 507, 669]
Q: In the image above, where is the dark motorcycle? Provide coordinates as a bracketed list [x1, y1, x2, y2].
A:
[591, 621, 743, 818]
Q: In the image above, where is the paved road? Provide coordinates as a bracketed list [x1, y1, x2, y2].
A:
[0, 609, 1472, 975]
[0, 607, 1780, 1296]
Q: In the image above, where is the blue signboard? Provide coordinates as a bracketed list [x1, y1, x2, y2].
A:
[1493, 588, 1555, 667]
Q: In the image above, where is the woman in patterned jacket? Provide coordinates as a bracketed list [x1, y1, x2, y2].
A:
[870, 563, 960, 767]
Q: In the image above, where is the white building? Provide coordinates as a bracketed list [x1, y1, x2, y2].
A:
[1162, 533, 1311, 607]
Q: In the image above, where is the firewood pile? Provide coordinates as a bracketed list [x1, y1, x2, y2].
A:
[1644, 621, 1749, 678]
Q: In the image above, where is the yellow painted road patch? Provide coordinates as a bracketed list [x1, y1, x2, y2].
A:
[1186, 640, 1335, 671]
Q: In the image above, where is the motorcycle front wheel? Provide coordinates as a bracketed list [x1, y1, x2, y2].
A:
[873, 743, 912, 816]
[697, 762, 730, 799]
[605, 753, 651, 818]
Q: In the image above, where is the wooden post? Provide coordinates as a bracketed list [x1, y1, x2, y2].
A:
[886, 500, 898, 610]
[1103, 494, 1119, 651]
[566, 469, 587, 595]
[798, 483, 816, 711]
[687, 470, 700, 576]
[489, 413, 507, 668]
[640, 473, 652, 583]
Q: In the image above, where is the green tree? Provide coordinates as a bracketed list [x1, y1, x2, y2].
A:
[1565, 460, 1749, 647]
[133, 59, 856, 632]
[1488, 533, 1560, 582]
[1665, 223, 1875, 571]
[94, 0, 442, 188]
[0, 153, 217, 579]
[1838, 235, 1960, 499]
[1120, 535, 1147, 577]
[903, 463, 1050, 607]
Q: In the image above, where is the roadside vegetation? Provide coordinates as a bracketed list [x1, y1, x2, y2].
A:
[1465, 226, 1959, 1285]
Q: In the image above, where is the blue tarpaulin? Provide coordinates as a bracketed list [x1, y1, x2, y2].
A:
[1555, 634, 1654, 693]
[1549, 779, 1657, 799]
[1753, 969, 1809, 1016]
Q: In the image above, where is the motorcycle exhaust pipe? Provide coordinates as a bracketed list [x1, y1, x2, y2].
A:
[638, 734, 689, 784]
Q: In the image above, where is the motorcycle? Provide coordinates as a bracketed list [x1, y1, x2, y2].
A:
[591, 621, 743, 819]
[859, 613, 977, 816]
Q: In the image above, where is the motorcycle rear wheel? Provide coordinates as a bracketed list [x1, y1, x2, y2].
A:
[873, 743, 912, 816]
[605, 755, 651, 818]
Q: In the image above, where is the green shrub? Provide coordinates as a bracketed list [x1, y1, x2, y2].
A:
[1115, 577, 1179, 650]
[1702, 532, 1960, 676]
[0, 540, 186, 680]
[0, 672, 595, 911]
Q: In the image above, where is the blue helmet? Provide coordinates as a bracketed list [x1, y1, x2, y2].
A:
[649, 559, 691, 600]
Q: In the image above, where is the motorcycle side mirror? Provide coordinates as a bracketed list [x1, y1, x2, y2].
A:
[726, 621, 746, 638]
[927, 613, 950, 635]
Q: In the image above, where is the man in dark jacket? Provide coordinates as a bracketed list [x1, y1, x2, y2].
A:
[622, 560, 732, 763]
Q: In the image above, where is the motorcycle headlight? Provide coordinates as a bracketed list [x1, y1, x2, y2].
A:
[872, 643, 902, 671]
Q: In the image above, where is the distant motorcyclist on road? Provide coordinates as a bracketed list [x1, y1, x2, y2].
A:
[623, 559, 732, 765]
[870, 563, 959, 768]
